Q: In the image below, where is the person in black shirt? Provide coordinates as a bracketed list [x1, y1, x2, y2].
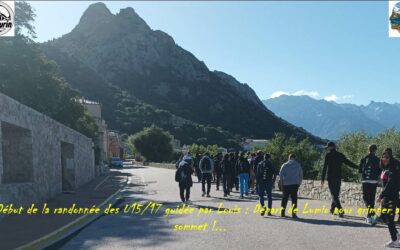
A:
[214, 153, 223, 191]
[379, 151, 400, 248]
[221, 154, 233, 197]
[256, 154, 278, 216]
[238, 152, 250, 198]
[359, 144, 381, 225]
[321, 141, 358, 217]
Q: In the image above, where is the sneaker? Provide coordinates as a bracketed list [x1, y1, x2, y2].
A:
[338, 212, 345, 218]
[384, 240, 400, 248]
[260, 207, 266, 216]
[202, 193, 206, 197]
[240, 194, 244, 199]
[267, 212, 273, 216]
[292, 214, 299, 219]
[245, 192, 249, 196]
[371, 216, 378, 226]
[366, 217, 372, 224]
[185, 200, 191, 205]
[207, 194, 211, 198]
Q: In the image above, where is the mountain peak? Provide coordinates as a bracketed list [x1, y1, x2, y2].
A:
[116, 6, 150, 30]
[79, 2, 112, 25]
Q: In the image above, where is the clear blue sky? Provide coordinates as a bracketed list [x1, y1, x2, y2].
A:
[30, 1, 400, 105]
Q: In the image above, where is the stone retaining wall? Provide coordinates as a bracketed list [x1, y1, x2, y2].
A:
[145, 162, 176, 170]
[298, 180, 381, 207]
[0, 93, 95, 206]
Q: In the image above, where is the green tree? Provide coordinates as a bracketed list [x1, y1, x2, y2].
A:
[128, 126, 173, 162]
[336, 131, 372, 182]
[188, 143, 219, 156]
[265, 133, 320, 179]
[0, 2, 98, 142]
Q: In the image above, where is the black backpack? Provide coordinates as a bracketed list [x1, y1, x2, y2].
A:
[203, 158, 212, 171]
[175, 164, 188, 182]
[175, 166, 183, 182]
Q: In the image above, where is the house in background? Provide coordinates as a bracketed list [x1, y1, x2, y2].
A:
[81, 100, 109, 164]
[108, 130, 123, 159]
[242, 139, 270, 152]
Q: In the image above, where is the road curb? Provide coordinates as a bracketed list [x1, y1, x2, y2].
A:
[14, 175, 130, 250]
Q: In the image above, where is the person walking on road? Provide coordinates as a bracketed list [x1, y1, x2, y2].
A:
[176, 156, 194, 204]
[232, 152, 240, 191]
[199, 152, 214, 197]
[238, 152, 250, 198]
[222, 154, 233, 197]
[280, 154, 303, 219]
[378, 151, 400, 248]
[257, 153, 278, 216]
[321, 141, 358, 217]
[251, 150, 264, 194]
[359, 144, 381, 225]
[214, 153, 223, 191]
[194, 154, 202, 183]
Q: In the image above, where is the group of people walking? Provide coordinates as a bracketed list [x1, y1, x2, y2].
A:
[322, 141, 400, 248]
[175, 141, 400, 248]
[175, 150, 303, 218]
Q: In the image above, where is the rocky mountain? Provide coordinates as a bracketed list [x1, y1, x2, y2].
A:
[41, 2, 320, 147]
[263, 95, 400, 139]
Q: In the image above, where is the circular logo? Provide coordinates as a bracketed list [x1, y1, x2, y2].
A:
[0, 2, 14, 36]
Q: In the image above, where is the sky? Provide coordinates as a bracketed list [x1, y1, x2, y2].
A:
[30, 1, 400, 105]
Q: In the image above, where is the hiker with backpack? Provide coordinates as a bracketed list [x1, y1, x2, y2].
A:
[199, 152, 214, 197]
[359, 144, 381, 225]
[257, 153, 278, 216]
[378, 151, 400, 248]
[175, 156, 194, 204]
[238, 152, 251, 198]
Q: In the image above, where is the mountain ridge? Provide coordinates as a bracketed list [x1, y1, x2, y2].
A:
[41, 2, 321, 146]
[263, 95, 400, 139]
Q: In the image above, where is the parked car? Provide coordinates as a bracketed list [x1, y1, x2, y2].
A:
[110, 157, 123, 168]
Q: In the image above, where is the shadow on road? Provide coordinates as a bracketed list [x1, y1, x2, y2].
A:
[264, 215, 386, 228]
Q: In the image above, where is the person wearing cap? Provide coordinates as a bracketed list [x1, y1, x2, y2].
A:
[177, 156, 194, 204]
[321, 141, 358, 217]
[359, 144, 381, 225]
[199, 152, 214, 197]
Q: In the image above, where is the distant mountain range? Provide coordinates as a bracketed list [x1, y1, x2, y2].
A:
[40, 2, 321, 148]
[263, 95, 400, 139]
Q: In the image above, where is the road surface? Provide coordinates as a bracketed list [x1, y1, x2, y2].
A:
[61, 165, 391, 250]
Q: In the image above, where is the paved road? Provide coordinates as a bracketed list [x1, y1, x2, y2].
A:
[62, 166, 391, 250]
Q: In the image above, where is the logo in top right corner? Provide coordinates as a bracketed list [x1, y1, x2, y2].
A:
[389, 1, 400, 37]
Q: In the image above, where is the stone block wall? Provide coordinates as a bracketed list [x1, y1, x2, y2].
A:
[298, 180, 381, 207]
[0, 93, 95, 206]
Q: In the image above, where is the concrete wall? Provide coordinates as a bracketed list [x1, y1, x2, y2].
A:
[0, 92, 95, 206]
[298, 180, 381, 207]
